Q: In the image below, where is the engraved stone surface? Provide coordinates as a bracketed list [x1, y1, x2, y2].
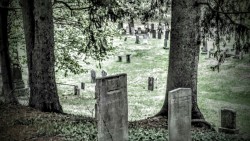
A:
[218, 108, 239, 134]
[96, 74, 128, 141]
[168, 88, 192, 141]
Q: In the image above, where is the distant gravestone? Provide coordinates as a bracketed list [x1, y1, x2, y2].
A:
[218, 108, 239, 134]
[126, 54, 131, 63]
[151, 23, 154, 32]
[74, 85, 80, 95]
[152, 30, 156, 39]
[165, 30, 169, 40]
[168, 88, 192, 141]
[138, 27, 142, 34]
[148, 77, 154, 91]
[135, 35, 140, 44]
[96, 73, 128, 141]
[91, 70, 96, 83]
[163, 39, 168, 49]
[101, 70, 107, 77]
[157, 32, 162, 39]
[118, 56, 122, 62]
[81, 82, 85, 90]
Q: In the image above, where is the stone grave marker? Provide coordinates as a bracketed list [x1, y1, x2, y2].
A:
[218, 108, 239, 134]
[158, 31, 162, 39]
[118, 56, 122, 62]
[74, 85, 80, 95]
[96, 73, 128, 141]
[126, 54, 131, 63]
[81, 82, 85, 90]
[101, 70, 107, 77]
[91, 70, 96, 83]
[165, 30, 169, 40]
[148, 77, 154, 91]
[151, 23, 154, 32]
[168, 88, 192, 141]
[138, 27, 142, 34]
[152, 30, 156, 39]
[163, 39, 168, 49]
[135, 35, 140, 44]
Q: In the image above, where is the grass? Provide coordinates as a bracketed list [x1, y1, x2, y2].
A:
[9, 34, 250, 140]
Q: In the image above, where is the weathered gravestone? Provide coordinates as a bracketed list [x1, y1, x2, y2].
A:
[148, 77, 154, 91]
[158, 31, 162, 39]
[101, 70, 107, 77]
[91, 70, 96, 83]
[152, 30, 156, 39]
[74, 85, 80, 95]
[95, 73, 128, 141]
[168, 88, 192, 141]
[151, 23, 154, 32]
[81, 82, 85, 90]
[118, 56, 122, 62]
[163, 39, 168, 49]
[126, 54, 131, 63]
[165, 30, 170, 40]
[218, 108, 239, 134]
[135, 35, 140, 44]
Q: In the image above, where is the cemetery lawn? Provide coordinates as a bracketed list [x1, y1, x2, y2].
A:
[1, 35, 250, 140]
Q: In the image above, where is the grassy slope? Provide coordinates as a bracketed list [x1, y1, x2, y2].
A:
[55, 35, 250, 137]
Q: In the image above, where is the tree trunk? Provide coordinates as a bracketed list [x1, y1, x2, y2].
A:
[0, 0, 18, 104]
[156, 0, 204, 119]
[20, 0, 63, 113]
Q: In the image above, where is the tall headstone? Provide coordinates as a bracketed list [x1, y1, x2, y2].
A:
[91, 70, 96, 83]
[158, 32, 162, 39]
[218, 108, 239, 134]
[168, 88, 192, 141]
[148, 77, 154, 91]
[165, 30, 169, 40]
[152, 30, 156, 39]
[96, 74, 128, 141]
[118, 56, 122, 62]
[151, 23, 154, 32]
[135, 35, 140, 44]
[81, 82, 85, 90]
[163, 39, 168, 49]
[126, 54, 131, 63]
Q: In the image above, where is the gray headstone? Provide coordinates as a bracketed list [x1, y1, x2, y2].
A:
[165, 30, 169, 40]
[152, 30, 156, 39]
[81, 82, 85, 90]
[91, 70, 96, 83]
[151, 23, 154, 31]
[96, 74, 128, 141]
[148, 77, 154, 91]
[163, 39, 169, 49]
[168, 88, 192, 141]
[135, 35, 140, 44]
[126, 54, 131, 63]
[74, 85, 80, 95]
[158, 32, 162, 39]
[218, 108, 239, 134]
[118, 56, 122, 62]
[101, 70, 107, 77]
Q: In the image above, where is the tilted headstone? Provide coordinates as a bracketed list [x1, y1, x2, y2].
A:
[126, 54, 131, 63]
[152, 30, 156, 39]
[135, 35, 140, 44]
[96, 73, 128, 141]
[101, 70, 107, 77]
[218, 108, 239, 134]
[168, 88, 192, 141]
[91, 70, 96, 83]
[148, 77, 154, 91]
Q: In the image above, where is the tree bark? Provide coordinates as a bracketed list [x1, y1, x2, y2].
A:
[156, 0, 204, 119]
[0, 0, 18, 104]
[20, 0, 63, 113]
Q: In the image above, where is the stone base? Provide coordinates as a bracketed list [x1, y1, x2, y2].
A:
[14, 87, 30, 97]
[218, 127, 239, 134]
[163, 47, 169, 49]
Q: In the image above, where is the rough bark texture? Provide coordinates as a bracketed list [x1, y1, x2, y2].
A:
[20, 0, 63, 113]
[0, 0, 18, 104]
[156, 0, 204, 119]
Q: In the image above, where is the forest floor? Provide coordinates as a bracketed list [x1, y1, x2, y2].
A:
[0, 102, 247, 141]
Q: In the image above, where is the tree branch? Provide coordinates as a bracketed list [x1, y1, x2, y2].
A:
[53, 0, 91, 11]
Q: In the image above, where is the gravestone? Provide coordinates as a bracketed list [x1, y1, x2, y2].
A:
[96, 73, 128, 141]
[138, 27, 142, 34]
[152, 30, 156, 39]
[126, 54, 131, 63]
[135, 35, 140, 44]
[101, 70, 107, 77]
[163, 39, 169, 49]
[218, 108, 239, 134]
[81, 82, 85, 90]
[142, 34, 148, 44]
[151, 23, 154, 32]
[74, 85, 80, 95]
[168, 88, 192, 141]
[165, 30, 169, 40]
[91, 70, 96, 83]
[158, 32, 162, 39]
[118, 56, 122, 62]
[201, 39, 208, 54]
[148, 77, 154, 91]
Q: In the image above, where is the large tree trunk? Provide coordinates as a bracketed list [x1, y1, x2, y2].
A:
[0, 0, 18, 104]
[20, 0, 63, 113]
[156, 0, 204, 119]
